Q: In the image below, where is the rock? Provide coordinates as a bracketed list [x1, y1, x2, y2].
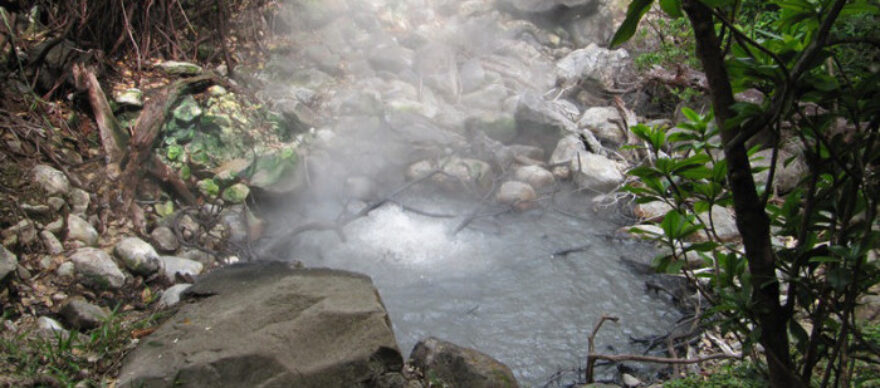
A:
[549, 135, 587, 179]
[633, 201, 673, 221]
[157, 60, 203, 76]
[2, 219, 37, 246]
[622, 373, 641, 387]
[172, 95, 203, 124]
[114, 237, 161, 276]
[158, 256, 203, 283]
[496, 181, 537, 210]
[514, 165, 555, 190]
[465, 111, 518, 143]
[221, 183, 250, 204]
[45, 217, 64, 234]
[115, 88, 144, 107]
[439, 157, 494, 191]
[497, 0, 598, 13]
[21, 203, 51, 216]
[47, 197, 66, 211]
[60, 297, 109, 330]
[556, 43, 629, 92]
[117, 263, 402, 388]
[207, 85, 227, 97]
[70, 248, 126, 289]
[410, 337, 518, 388]
[514, 92, 579, 152]
[56, 261, 75, 278]
[179, 249, 216, 267]
[461, 83, 510, 112]
[0, 244, 17, 281]
[40, 231, 64, 255]
[345, 176, 376, 200]
[68, 188, 90, 215]
[460, 58, 487, 93]
[150, 226, 179, 253]
[570, 152, 625, 193]
[37, 316, 66, 334]
[579, 106, 638, 145]
[621, 224, 665, 239]
[567, 5, 615, 46]
[67, 214, 99, 246]
[158, 283, 192, 308]
[32, 164, 70, 196]
[368, 43, 415, 74]
[752, 149, 807, 194]
[691, 206, 739, 242]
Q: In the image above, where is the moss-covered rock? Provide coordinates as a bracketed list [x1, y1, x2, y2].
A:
[222, 183, 250, 204]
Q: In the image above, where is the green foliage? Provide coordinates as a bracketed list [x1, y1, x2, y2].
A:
[664, 361, 768, 388]
[633, 15, 700, 71]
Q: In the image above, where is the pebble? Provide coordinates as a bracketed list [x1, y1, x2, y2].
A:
[67, 214, 99, 246]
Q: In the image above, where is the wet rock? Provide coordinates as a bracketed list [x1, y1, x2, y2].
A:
[221, 183, 250, 204]
[0, 244, 17, 281]
[68, 188, 90, 215]
[303, 44, 342, 74]
[70, 248, 126, 289]
[33, 164, 70, 196]
[60, 297, 109, 330]
[115, 88, 144, 107]
[570, 152, 624, 193]
[514, 165, 555, 190]
[410, 337, 518, 388]
[117, 263, 402, 388]
[579, 106, 638, 145]
[114, 237, 161, 276]
[497, 0, 598, 13]
[158, 283, 192, 308]
[40, 231, 64, 255]
[67, 214, 99, 246]
[158, 256, 203, 283]
[2, 219, 37, 246]
[556, 43, 629, 92]
[440, 157, 494, 191]
[157, 60, 203, 76]
[150, 226, 179, 253]
[496, 181, 537, 210]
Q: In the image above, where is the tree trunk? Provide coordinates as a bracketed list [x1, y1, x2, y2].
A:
[681, 1, 800, 387]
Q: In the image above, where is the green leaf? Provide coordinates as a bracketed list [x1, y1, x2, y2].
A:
[659, 0, 683, 17]
[166, 145, 183, 161]
[610, 0, 654, 48]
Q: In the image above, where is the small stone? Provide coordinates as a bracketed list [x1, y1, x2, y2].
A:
[67, 214, 99, 246]
[39, 255, 53, 269]
[21, 203, 51, 216]
[69, 248, 126, 289]
[207, 85, 227, 96]
[56, 261, 75, 278]
[37, 316, 66, 334]
[115, 88, 144, 107]
[60, 297, 109, 330]
[47, 197, 66, 211]
[40, 231, 64, 255]
[32, 164, 70, 196]
[158, 283, 192, 308]
[0, 244, 18, 281]
[173, 95, 203, 124]
[221, 183, 250, 204]
[514, 165, 555, 190]
[496, 181, 537, 210]
[158, 256, 203, 283]
[157, 60, 203, 76]
[114, 237, 161, 275]
[44, 217, 64, 234]
[633, 201, 673, 221]
[68, 188, 90, 215]
[150, 226, 179, 252]
[622, 373, 641, 387]
[2, 219, 37, 246]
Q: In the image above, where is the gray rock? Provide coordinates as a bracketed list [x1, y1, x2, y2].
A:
[556, 43, 629, 92]
[410, 337, 518, 388]
[345, 176, 376, 200]
[60, 297, 109, 330]
[549, 135, 587, 179]
[514, 165, 555, 190]
[117, 263, 402, 388]
[115, 88, 144, 107]
[32, 164, 70, 196]
[0, 244, 17, 281]
[158, 256, 203, 283]
[579, 106, 638, 145]
[150, 226, 179, 253]
[461, 83, 510, 112]
[37, 316, 66, 334]
[179, 249, 216, 267]
[67, 214, 99, 246]
[68, 188, 90, 215]
[157, 61, 203, 76]
[633, 201, 673, 221]
[690, 206, 739, 242]
[752, 149, 807, 194]
[2, 219, 37, 246]
[498, 0, 598, 13]
[40, 231, 64, 255]
[114, 237, 161, 276]
[45, 217, 64, 234]
[368, 44, 414, 74]
[158, 283, 192, 308]
[47, 197, 66, 211]
[56, 261, 75, 278]
[570, 152, 625, 193]
[496, 181, 537, 210]
[514, 92, 582, 153]
[465, 112, 518, 143]
[567, 5, 615, 46]
[70, 248, 126, 289]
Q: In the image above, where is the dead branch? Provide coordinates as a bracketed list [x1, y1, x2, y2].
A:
[72, 63, 129, 164]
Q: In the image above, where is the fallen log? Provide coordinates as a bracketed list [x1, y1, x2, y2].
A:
[72, 63, 128, 163]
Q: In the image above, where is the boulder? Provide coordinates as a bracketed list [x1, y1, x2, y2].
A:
[32, 164, 70, 196]
[579, 106, 638, 145]
[158, 283, 192, 308]
[514, 92, 580, 153]
[514, 165, 555, 190]
[0, 244, 17, 281]
[60, 297, 109, 330]
[117, 263, 403, 388]
[114, 237, 161, 275]
[496, 181, 537, 210]
[570, 152, 624, 193]
[158, 256, 204, 283]
[69, 248, 126, 289]
[67, 214, 99, 246]
[157, 61, 203, 76]
[410, 337, 518, 388]
[556, 43, 629, 92]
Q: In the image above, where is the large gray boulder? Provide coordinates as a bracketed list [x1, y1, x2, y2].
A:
[117, 263, 403, 388]
[410, 337, 518, 388]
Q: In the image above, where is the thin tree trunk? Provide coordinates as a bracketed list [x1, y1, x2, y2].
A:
[681, 1, 799, 387]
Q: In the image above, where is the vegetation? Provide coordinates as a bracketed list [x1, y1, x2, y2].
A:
[613, 0, 880, 387]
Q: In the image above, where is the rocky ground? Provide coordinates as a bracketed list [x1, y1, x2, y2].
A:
[1, 0, 845, 387]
